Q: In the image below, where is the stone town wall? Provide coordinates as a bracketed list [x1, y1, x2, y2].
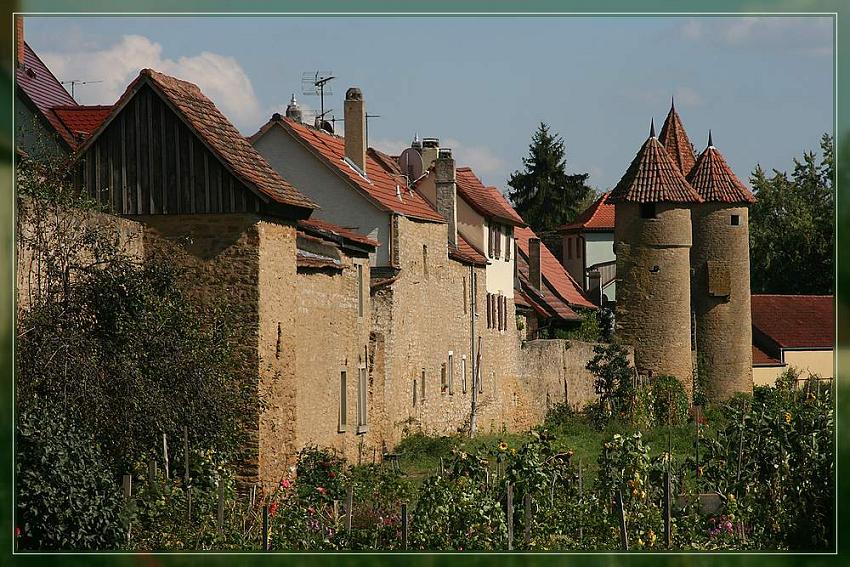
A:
[514, 340, 633, 428]
[293, 253, 375, 465]
[16, 197, 145, 313]
[138, 213, 266, 485]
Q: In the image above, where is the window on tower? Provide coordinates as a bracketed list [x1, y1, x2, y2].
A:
[640, 203, 657, 219]
[731, 214, 740, 226]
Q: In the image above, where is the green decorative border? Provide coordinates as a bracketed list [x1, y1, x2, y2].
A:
[1, 2, 846, 566]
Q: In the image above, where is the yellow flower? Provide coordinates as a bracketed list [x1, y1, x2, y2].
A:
[784, 412, 792, 424]
[728, 493, 736, 502]
[697, 466, 704, 477]
[647, 530, 657, 546]
[498, 442, 508, 452]
[510, 448, 517, 456]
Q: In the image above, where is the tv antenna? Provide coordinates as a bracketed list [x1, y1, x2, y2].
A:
[302, 71, 335, 122]
[60, 79, 103, 99]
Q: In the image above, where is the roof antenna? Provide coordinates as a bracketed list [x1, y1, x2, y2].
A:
[707, 129, 714, 148]
[650, 118, 656, 139]
[301, 71, 335, 123]
[60, 79, 103, 99]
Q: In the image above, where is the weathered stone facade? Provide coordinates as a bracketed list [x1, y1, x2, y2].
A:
[691, 203, 753, 400]
[614, 202, 694, 396]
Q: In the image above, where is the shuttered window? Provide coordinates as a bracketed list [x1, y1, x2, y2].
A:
[357, 365, 368, 433]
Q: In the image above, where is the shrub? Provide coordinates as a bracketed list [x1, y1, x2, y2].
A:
[16, 405, 126, 550]
[586, 342, 635, 428]
[555, 308, 601, 342]
[650, 375, 689, 427]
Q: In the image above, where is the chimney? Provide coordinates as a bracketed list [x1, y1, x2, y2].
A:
[15, 15, 24, 68]
[435, 148, 457, 248]
[420, 137, 440, 169]
[344, 87, 366, 173]
[529, 237, 542, 291]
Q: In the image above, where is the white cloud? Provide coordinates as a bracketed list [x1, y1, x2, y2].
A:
[40, 35, 264, 132]
[677, 17, 832, 56]
[674, 86, 703, 108]
[443, 138, 505, 178]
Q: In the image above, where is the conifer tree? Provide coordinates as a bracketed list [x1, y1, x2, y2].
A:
[507, 122, 595, 234]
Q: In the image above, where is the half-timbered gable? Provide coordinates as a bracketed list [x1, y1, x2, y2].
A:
[74, 69, 317, 220]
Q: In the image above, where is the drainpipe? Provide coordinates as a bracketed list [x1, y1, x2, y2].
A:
[470, 267, 478, 436]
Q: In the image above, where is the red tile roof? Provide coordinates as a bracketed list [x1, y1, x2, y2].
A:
[51, 105, 112, 143]
[262, 117, 444, 223]
[298, 218, 378, 248]
[515, 252, 581, 321]
[455, 167, 526, 226]
[608, 135, 703, 204]
[658, 102, 696, 175]
[80, 69, 317, 212]
[751, 294, 834, 350]
[687, 144, 756, 204]
[367, 147, 402, 176]
[450, 234, 488, 266]
[16, 42, 77, 148]
[560, 192, 615, 232]
[752, 344, 783, 367]
[515, 226, 595, 309]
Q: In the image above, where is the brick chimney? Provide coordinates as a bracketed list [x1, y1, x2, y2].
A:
[15, 15, 25, 68]
[529, 237, 542, 290]
[344, 87, 366, 173]
[435, 148, 457, 248]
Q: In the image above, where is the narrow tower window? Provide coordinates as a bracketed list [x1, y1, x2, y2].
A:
[640, 203, 657, 219]
[731, 214, 740, 226]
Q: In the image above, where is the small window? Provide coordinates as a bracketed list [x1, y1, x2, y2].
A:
[338, 370, 347, 432]
[505, 228, 512, 262]
[413, 378, 418, 406]
[461, 355, 467, 394]
[488, 225, 495, 258]
[463, 277, 468, 314]
[495, 225, 502, 259]
[357, 264, 364, 317]
[486, 294, 492, 328]
[421, 368, 426, 401]
[357, 365, 368, 433]
[422, 245, 428, 276]
[640, 202, 657, 219]
[440, 363, 447, 393]
[731, 214, 740, 226]
[448, 352, 454, 395]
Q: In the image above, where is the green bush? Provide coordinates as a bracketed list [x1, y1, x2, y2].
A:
[650, 375, 689, 427]
[16, 405, 126, 550]
[554, 308, 601, 342]
[586, 342, 635, 429]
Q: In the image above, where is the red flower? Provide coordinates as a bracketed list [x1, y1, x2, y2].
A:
[15, 526, 21, 538]
[328, 471, 336, 479]
[269, 502, 279, 518]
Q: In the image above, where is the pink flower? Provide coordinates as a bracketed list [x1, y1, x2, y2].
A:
[280, 478, 291, 489]
[307, 506, 316, 515]
[15, 527, 21, 538]
[316, 486, 327, 495]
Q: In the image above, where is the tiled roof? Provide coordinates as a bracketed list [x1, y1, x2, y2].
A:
[296, 250, 343, 271]
[752, 294, 834, 350]
[608, 135, 703, 204]
[51, 105, 112, 144]
[367, 147, 402, 176]
[515, 226, 595, 309]
[752, 344, 783, 367]
[560, 192, 615, 232]
[450, 234, 488, 266]
[687, 143, 756, 204]
[298, 218, 378, 249]
[16, 42, 77, 148]
[658, 102, 696, 175]
[515, 252, 581, 321]
[83, 69, 317, 211]
[266, 117, 444, 223]
[455, 167, 526, 226]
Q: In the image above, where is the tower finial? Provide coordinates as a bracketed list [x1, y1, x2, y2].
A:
[671, 94, 675, 110]
[708, 129, 713, 148]
[650, 118, 656, 138]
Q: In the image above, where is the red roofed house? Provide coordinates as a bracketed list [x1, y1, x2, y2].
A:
[14, 19, 112, 155]
[751, 295, 835, 386]
[558, 191, 616, 306]
[251, 89, 512, 440]
[64, 68, 387, 488]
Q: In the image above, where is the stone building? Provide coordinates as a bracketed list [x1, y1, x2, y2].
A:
[609, 120, 704, 396]
[61, 68, 383, 487]
[686, 132, 756, 399]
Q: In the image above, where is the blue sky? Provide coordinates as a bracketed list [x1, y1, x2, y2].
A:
[25, 16, 833, 192]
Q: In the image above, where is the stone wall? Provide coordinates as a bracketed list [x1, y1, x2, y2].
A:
[16, 197, 145, 312]
[514, 339, 633, 428]
[294, 252, 374, 465]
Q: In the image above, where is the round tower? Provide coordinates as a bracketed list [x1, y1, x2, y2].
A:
[611, 120, 704, 398]
[285, 94, 303, 123]
[687, 132, 756, 400]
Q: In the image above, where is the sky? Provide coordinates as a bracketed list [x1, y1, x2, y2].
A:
[24, 16, 834, 193]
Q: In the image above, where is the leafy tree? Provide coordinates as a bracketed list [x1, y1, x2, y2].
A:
[749, 134, 834, 294]
[586, 342, 635, 427]
[507, 122, 595, 234]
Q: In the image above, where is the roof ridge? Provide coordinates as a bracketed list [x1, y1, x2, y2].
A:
[609, 136, 703, 204]
[687, 144, 755, 204]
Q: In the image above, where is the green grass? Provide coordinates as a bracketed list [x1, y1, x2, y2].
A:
[395, 416, 705, 484]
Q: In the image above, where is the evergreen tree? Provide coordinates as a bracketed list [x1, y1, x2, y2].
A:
[507, 123, 595, 234]
[749, 133, 834, 294]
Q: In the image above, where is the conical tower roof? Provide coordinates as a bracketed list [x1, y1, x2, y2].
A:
[658, 98, 696, 175]
[608, 123, 703, 204]
[687, 133, 756, 204]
